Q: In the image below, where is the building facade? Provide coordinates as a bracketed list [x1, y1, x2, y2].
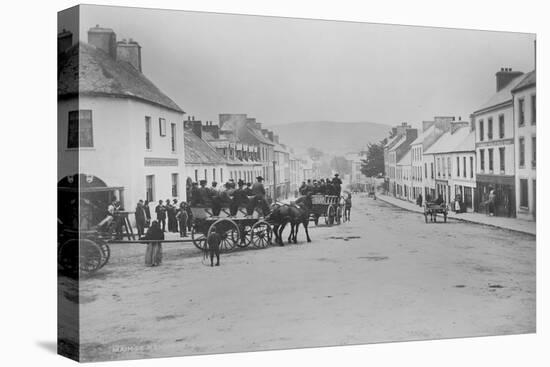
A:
[472, 68, 524, 217]
[58, 26, 186, 227]
[512, 70, 536, 220]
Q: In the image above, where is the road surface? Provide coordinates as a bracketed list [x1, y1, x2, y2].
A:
[71, 194, 535, 361]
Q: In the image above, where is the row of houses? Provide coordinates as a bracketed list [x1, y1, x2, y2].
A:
[57, 25, 309, 227]
[384, 68, 536, 221]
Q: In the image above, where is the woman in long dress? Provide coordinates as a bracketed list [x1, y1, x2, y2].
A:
[142, 220, 164, 266]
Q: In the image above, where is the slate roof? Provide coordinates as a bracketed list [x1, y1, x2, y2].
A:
[58, 42, 184, 113]
[397, 149, 411, 166]
[473, 74, 524, 114]
[184, 130, 228, 165]
[410, 124, 435, 146]
[424, 126, 473, 155]
[512, 70, 536, 93]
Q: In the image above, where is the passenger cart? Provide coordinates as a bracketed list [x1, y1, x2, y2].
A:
[309, 195, 342, 226]
[190, 206, 273, 252]
[424, 202, 448, 223]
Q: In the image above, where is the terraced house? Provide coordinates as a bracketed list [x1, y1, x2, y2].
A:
[472, 68, 524, 217]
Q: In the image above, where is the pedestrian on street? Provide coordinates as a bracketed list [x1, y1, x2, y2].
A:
[207, 225, 221, 267]
[143, 200, 151, 228]
[155, 200, 167, 232]
[135, 199, 147, 236]
[344, 193, 352, 221]
[142, 220, 164, 267]
[176, 202, 189, 237]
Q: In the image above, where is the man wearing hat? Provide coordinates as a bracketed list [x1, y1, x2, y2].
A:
[333, 173, 343, 197]
[247, 176, 269, 217]
[230, 180, 248, 216]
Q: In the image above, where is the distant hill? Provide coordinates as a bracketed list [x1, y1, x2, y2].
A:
[270, 121, 391, 156]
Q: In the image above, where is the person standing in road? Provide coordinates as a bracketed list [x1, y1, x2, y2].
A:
[155, 200, 167, 232]
[142, 220, 164, 267]
[344, 193, 352, 221]
[176, 201, 189, 237]
[135, 199, 147, 236]
[143, 200, 151, 228]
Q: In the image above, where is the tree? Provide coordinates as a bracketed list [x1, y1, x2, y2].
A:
[360, 142, 385, 177]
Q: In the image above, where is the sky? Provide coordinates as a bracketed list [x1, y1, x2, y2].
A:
[59, 5, 535, 129]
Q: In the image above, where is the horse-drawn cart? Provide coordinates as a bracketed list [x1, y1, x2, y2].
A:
[309, 195, 345, 226]
[190, 206, 273, 252]
[424, 202, 448, 223]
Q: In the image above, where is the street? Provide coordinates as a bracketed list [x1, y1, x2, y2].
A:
[76, 194, 535, 362]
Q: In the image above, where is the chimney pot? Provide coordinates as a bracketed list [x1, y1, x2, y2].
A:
[88, 25, 117, 59]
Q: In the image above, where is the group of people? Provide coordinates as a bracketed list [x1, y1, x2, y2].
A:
[188, 176, 271, 217]
[298, 174, 343, 197]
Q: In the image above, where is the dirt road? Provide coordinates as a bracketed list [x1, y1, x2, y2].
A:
[75, 195, 535, 361]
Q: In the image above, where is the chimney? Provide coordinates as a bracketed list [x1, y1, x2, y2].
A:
[451, 121, 469, 134]
[246, 117, 256, 127]
[433, 116, 454, 133]
[117, 38, 142, 72]
[58, 29, 72, 54]
[202, 122, 220, 139]
[496, 68, 523, 92]
[88, 25, 117, 59]
[256, 122, 262, 130]
[267, 131, 274, 142]
[273, 135, 280, 144]
[394, 122, 411, 136]
[422, 121, 434, 132]
[406, 128, 418, 141]
[191, 120, 202, 139]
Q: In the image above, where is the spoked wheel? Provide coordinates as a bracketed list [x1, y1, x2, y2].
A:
[191, 226, 207, 250]
[58, 238, 104, 275]
[207, 218, 240, 252]
[251, 220, 272, 248]
[335, 206, 342, 225]
[94, 239, 110, 269]
[325, 205, 335, 226]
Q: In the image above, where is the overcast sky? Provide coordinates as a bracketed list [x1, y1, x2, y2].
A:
[59, 5, 535, 128]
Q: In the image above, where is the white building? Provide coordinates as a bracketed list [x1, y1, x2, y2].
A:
[58, 26, 185, 227]
[472, 68, 524, 217]
[512, 70, 536, 220]
[396, 149, 412, 201]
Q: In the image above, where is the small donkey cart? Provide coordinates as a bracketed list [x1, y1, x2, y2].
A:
[423, 202, 448, 223]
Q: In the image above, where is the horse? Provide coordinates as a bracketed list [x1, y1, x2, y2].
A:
[287, 194, 313, 244]
[267, 202, 292, 246]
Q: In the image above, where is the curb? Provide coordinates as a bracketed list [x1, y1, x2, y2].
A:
[377, 195, 536, 237]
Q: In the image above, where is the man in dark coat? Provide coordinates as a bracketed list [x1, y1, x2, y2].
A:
[332, 174, 343, 197]
[155, 200, 167, 232]
[247, 176, 270, 216]
[207, 225, 221, 267]
[143, 200, 152, 228]
[135, 199, 147, 236]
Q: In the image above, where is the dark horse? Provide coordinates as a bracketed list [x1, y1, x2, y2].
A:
[269, 195, 312, 245]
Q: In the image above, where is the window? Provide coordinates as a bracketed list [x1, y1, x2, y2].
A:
[194, 170, 198, 183]
[520, 179, 528, 208]
[213, 168, 216, 182]
[519, 137, 525, 167]
[146, 175, 155, 202]
[204, 169, 208, 181]
[518, 98, 525, 126]
[67, 110, 93, 148]
[447, 157, 451, 177]
[480, 149, 485, 171]
[531, 95, 536, 125]
[498, 115, 505, 139]
[488, 117, 493, 140]
[488, 149, 494, 172]
[431, 163, 434, 179]
[456, 157, 460, 176]
[532, 136, 536, 168]
[499, 147, 505, 172]
[424, 163, 427, 179]
[170, 123, 176, 152]
[437, 158, 441, 177]
[479, 119, 484, 141]
[463, 157, 466, 178]
[145, 116, 152, 149]
[159, 118, 166, 136]
[470, 157, 474, 178]
[171, 173, 179, 197]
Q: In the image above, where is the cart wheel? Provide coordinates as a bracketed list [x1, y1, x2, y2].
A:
[58, 239, 79, 276]
[191, 226, 207, 250]
[95, 239, 110, 269]
[335, 206, 342, 225]
[251, 220, 272, 248]
[60, 238, 103, 274]
[208, 218, 240, 252]
[326, 205, 335, 226]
